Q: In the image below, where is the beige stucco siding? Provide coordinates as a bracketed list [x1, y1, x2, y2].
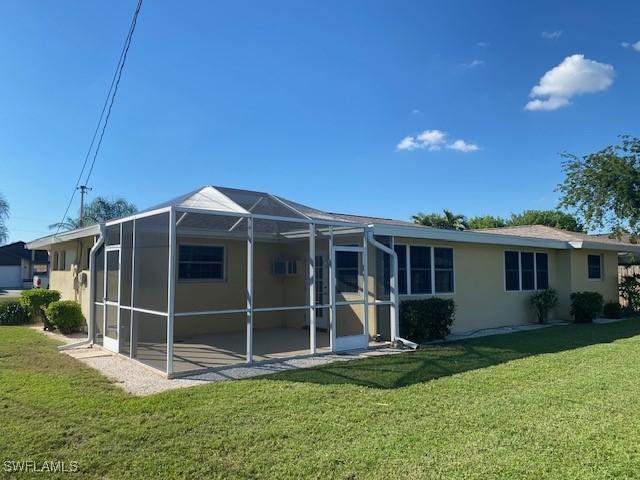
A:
[48, 237, 95, 322]
[46, 230, 622, 343]
[394, 237, 562, 333]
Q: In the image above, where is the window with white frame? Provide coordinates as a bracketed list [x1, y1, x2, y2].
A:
[504, 251, 549, 291]
[394, 244, 454, 295]
[178, 245, 224, 280]
[587, 254, 602, 279]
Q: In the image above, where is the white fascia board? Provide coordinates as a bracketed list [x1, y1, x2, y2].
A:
[26, 224, 100, 250]
[573, 240, 640, 253]
[371, 224, 570, 249]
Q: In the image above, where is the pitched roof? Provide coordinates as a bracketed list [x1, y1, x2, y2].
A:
[471, 225, 640, 248]
[0, 241, 48, 266]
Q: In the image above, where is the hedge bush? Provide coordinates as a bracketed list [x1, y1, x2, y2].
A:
[529, 288, 559, 324]
[570, 291, 604, 323]
[603, 301, 622, 319]
[45, 300, 85, 334]
[399, 298, 455, 343]
[0, 298, 31, 325]
[20, 289, 61, 328]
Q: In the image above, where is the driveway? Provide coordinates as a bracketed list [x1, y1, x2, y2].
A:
[0, 288, 25, 298]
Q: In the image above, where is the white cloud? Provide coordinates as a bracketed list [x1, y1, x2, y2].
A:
[411, 109, 421, 114]
[460, 59, 485, 69]
[525, 54, 614, 111]
[446, 139, 479, 152]
[542, 30, 562, 40]
[396, 136, 419, 151]
[622, 40, 640, 52]
[397, 130, 479, 153]
[477, 41, 490, 48]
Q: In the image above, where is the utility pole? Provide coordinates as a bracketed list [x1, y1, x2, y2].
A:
[78, 185, 92, 227]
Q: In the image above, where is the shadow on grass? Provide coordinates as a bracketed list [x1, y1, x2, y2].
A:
[266, 319, 640, 389]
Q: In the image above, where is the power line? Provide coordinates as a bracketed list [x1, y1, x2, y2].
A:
[54, 0, 143, 235]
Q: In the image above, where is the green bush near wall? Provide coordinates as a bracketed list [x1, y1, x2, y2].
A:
[399, 298, 455, 343]
[45, 300, 85, 334]
[603, 301, 622, 319]
[0, 298, 31, 325]
[20, 289, 61, 328]
[570, 291, 604, 323]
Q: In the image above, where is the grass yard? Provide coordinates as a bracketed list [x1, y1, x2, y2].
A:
[3, 321, 640, 479]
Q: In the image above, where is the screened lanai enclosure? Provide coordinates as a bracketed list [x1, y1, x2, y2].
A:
[91, 186, 398, 377]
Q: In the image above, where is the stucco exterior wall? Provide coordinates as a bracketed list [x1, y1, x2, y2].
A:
[47, 230, 622, 343]
[48, 237, 95, 323]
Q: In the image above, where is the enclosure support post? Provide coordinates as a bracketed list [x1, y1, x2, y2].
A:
[309, 223, 316, 355]
[362, 227, 369, 343]
[246, 217, 254, 364]
[328, 226, 335, 352]
[130, 219, 137, 358]
[390, 236, 399, 341]
[166, 207, 176, 377]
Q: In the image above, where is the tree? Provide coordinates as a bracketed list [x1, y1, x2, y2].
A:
[558, 136, 640, 236]
[507, 209, 585, 232]
[0, 193, 8, 244]
[49, 196, 137, 231]
[412, 210, 468, 230]
[467, 215, 507, 229]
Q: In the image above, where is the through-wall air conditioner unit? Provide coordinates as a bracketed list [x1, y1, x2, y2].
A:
[272, 259, 299, 276]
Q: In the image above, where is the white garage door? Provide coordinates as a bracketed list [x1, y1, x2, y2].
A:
[0, 266, 22, 288]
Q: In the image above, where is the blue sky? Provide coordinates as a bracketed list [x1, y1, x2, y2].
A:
[1, 0, 639, 242]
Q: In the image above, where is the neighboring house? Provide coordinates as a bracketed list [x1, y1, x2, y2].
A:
[26, 186, 640, 378]
[0, 241, 49, 289]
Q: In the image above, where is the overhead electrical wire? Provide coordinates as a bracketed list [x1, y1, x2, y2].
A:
[54, 0, 143, 235]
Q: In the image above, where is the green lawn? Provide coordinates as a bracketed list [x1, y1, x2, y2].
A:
[3, 321, 640, 479]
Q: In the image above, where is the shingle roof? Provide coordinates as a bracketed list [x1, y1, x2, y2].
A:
[472, 225, 640, 248]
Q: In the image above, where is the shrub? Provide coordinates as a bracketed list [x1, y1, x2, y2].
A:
[399, 298, 455, 343]
[529, 288, 559, 324]
[603, 301, 622, 319]
[0, 298, 31, 325]
[45, 300, 85, 334]
[619, 274, 640, 313]
[570, 291, 604, 323]
[20, 289, 61, 328]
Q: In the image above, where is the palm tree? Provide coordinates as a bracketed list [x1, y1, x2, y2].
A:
[412, 209, 468, 230]
[0, 193, 8, 244]
[49, 196, 137, 231]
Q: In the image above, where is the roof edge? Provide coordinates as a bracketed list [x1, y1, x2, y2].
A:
[26, 224, 100, 250]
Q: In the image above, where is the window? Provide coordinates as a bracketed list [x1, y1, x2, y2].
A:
[521, 252, 535, 290]
[505, 251, 548, 291]
[178, 245, 224, 280]
[58, 251, 66, 271]
[394, 245, 407, 295]
[52, 252, 59, 271]
[410, 246, 431, 294]
[536, 253, 549, 289]
[505, 251, 520, 291]
[588, 254, 602, 279]
[335, 251, 359, 293]
[394, 244, 454, 295]
[434, 247, 454, 293]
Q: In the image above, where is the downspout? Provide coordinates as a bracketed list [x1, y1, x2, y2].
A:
[366, 229, 399, 340]
[366, 229, 418, 350]
[59, 224, 105, 351]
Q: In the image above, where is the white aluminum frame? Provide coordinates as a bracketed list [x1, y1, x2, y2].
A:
[91, 200, 400, 377]
[503, 250, 550, 292]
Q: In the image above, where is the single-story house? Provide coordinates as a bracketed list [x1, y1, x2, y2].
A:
[26, 186, 640, 378]
[0, 241, 49, 289]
